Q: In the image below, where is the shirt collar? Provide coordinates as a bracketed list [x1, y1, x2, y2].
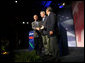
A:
[43, 15, 46, 18]
[35, 20, 38, 22]
[48, 12, 51, 16]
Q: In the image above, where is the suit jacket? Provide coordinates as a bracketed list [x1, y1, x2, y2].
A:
[44, 12, 58, 37]
[32, 21, 41, 37]
[40, 16, 48, 35]
[32, 21, 41, 30]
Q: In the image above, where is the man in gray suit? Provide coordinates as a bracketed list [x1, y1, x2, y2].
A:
[32, 15, 41, 37]
[31, 15, 42, 55]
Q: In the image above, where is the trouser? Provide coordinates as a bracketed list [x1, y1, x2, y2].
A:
[49, 36, 60, 57]
[34, 37, 42, 55]
[42, 35, 50, 54]
[34, 31, 42, 55]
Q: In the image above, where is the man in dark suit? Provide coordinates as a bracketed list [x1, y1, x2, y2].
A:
[44, 7, 59, 57]
[40, 11, 50, 55]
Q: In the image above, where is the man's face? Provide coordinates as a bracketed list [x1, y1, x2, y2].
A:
[40, 12, 45, 18]
[46, 10, 48, 15]
[34, 15, 38, 21]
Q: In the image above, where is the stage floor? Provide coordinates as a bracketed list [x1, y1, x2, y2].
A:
[0, 47, 84, 62]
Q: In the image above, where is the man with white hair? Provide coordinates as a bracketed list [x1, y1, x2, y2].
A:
[40, 11, 50, 55]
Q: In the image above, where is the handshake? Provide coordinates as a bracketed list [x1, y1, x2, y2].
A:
[36, 25, 54, 35]
[36, 25, 44, 31]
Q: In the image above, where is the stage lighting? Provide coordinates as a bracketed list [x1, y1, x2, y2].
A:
[15, 0, 18, 3]
[27, 22, 29, 24]
[1, 52, 9, 55]
[58, 3, 60, 5]
[45, 1, 52, 8]
[63, 3, 65, 6]
[41, 1, 52, 8]
[59, 5, 64, 8]
[23, 22, 25, 24]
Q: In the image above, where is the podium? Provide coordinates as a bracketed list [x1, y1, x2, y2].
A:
[29, 31, 35, 51]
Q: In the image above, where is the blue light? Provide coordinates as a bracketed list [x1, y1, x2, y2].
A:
[59, 5, 64, 8]
[41, 1, 52, 10]
[41, 1, 52, 8]
[41, 1, 46, 6]
[58, 3, 60, 5]
[45, 1, 52, 8]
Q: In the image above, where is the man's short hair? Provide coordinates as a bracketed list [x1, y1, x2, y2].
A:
[46, 7, 52, 12]
[40, 11, 45, 14]
[33, 14, 38, 18]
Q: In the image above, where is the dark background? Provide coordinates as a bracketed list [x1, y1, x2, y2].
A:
[0, 0, 84, 62]
[0, 0, 72, 50]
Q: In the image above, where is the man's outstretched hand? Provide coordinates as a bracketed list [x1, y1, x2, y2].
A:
[40, 25, 44, 30]
[36, 27, 40, 31]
